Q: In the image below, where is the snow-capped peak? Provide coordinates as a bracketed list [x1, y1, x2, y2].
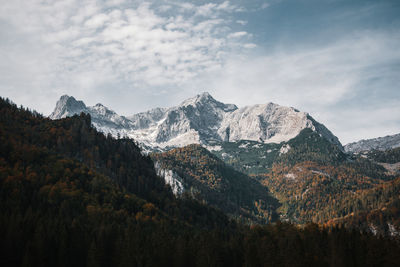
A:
[180, 92, 238, 112]
[49, 93, 342, 151]
[181, 92, 213, 105]
[49, 95, 86, 119]
[90, 103, 117, 116]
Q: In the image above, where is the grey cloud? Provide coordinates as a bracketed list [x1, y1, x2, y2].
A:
[0, 0, 253, 115]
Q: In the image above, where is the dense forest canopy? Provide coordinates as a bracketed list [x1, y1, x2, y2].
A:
[1, 97, 400, 266]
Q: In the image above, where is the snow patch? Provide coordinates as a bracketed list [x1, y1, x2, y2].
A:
[49, 93, 341, 152]
[279, 144, 291, 155]
[388, 223, 400, 237]
[284, 173, 297, 181]
[221, 152, 232, 158]
[369, 224, 378, 235]
[157, 130, 201, 149]
[311, 170, 331, 178]
[154, 162, 184, 196]
[239, 143, 249, 148]
[204, 145, 223, 151]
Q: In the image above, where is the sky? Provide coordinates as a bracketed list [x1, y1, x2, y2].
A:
[1, 0, 399, 144]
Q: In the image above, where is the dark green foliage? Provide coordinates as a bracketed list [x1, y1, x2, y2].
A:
[1, 97, 400, 267]
[0, 97, 232, 230]
[344, 156, 392, 181]
[211, 129, 347, 176]
[208, 127, 397, 226]
[211, 140, 281, 175]
[278, 128, 347, 166]
[260, 157, 399, 224]
[0, 97, 167, 203]
[152, 145, 280, 223]
[365, 147, 400, 164]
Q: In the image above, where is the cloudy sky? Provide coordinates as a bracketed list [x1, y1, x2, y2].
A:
[1, 0, 399, 144]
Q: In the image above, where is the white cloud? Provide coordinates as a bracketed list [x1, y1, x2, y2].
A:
[172, 1, 241, 17]
[197, 3, 218, 17]
[0, 0, 249, 114]
[1, 0, 399, 144]
[84, 13, 110, 29]
[316, 102, 400, 145]
[228, 31, 248, 38]
[242, 43, 257, 49]
[236, 20, 248, 25]
[189, 31, 400, 143]
[206, 31, 400, 105]
[261, 3, 270, 9]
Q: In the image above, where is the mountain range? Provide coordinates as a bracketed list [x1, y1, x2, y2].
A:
[50, 92, 342, 151]
[48, 93, 400, 231]
[3, 96, 400, 265]
[344, 133, 400, 153]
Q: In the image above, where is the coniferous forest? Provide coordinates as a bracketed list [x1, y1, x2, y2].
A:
[1, 97, 400, 267]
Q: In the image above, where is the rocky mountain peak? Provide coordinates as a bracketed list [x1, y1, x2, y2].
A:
[49, 93, 342, 151]
[91, 103, 116, 116]
[345, 133, 400, 153]
[181, 92, 213, 105]
[180, 92, 238, 112]
[49, 95, 86, 119]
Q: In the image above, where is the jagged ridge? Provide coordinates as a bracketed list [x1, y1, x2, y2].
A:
[345, 133, 400, 153]
[50, 92, 342, 150]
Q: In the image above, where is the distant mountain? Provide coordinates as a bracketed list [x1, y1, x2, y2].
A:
[345, 133, 400, 153]
[50, 92, 342, 150]
[3, 96, 400, 266]
[50, 95, 135, 136]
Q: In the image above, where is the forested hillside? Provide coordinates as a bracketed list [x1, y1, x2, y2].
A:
[208, 126, 400, 233]
[152, 145, 279, 223]
[210, 128, 347, 176]
[325, 177, 400, 236]
[253, 132, 400, 234]
[1, 97, 400, 266]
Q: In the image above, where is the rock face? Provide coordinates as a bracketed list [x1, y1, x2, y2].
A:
[217, 103, 340, 146]
[50, 92, 342, 150]
[154, 162, 185, 195]
[50, 95, 135, 137]
[345, 133, 400, 153]
[50, 95, 86, 119]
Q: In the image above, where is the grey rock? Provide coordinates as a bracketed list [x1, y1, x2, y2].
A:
[49, 92, 342, 150]
[345, 133, 400, 153]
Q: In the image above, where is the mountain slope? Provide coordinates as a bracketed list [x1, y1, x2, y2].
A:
[2, 96, 400, 266]
[50, 95, 136, 137]
[50, 93, 342, 150]
[345, 133, 400, 153]
[152, 144, 280, 223]
[251, 131, 399, 225]
[0, 97, 239, 266]
[210, 128, 346, 175]
[1, 97, 233, 228]
[207, 128, 399, 226]
[325, 177, 400, 237]
[259, 160, 395, 224]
